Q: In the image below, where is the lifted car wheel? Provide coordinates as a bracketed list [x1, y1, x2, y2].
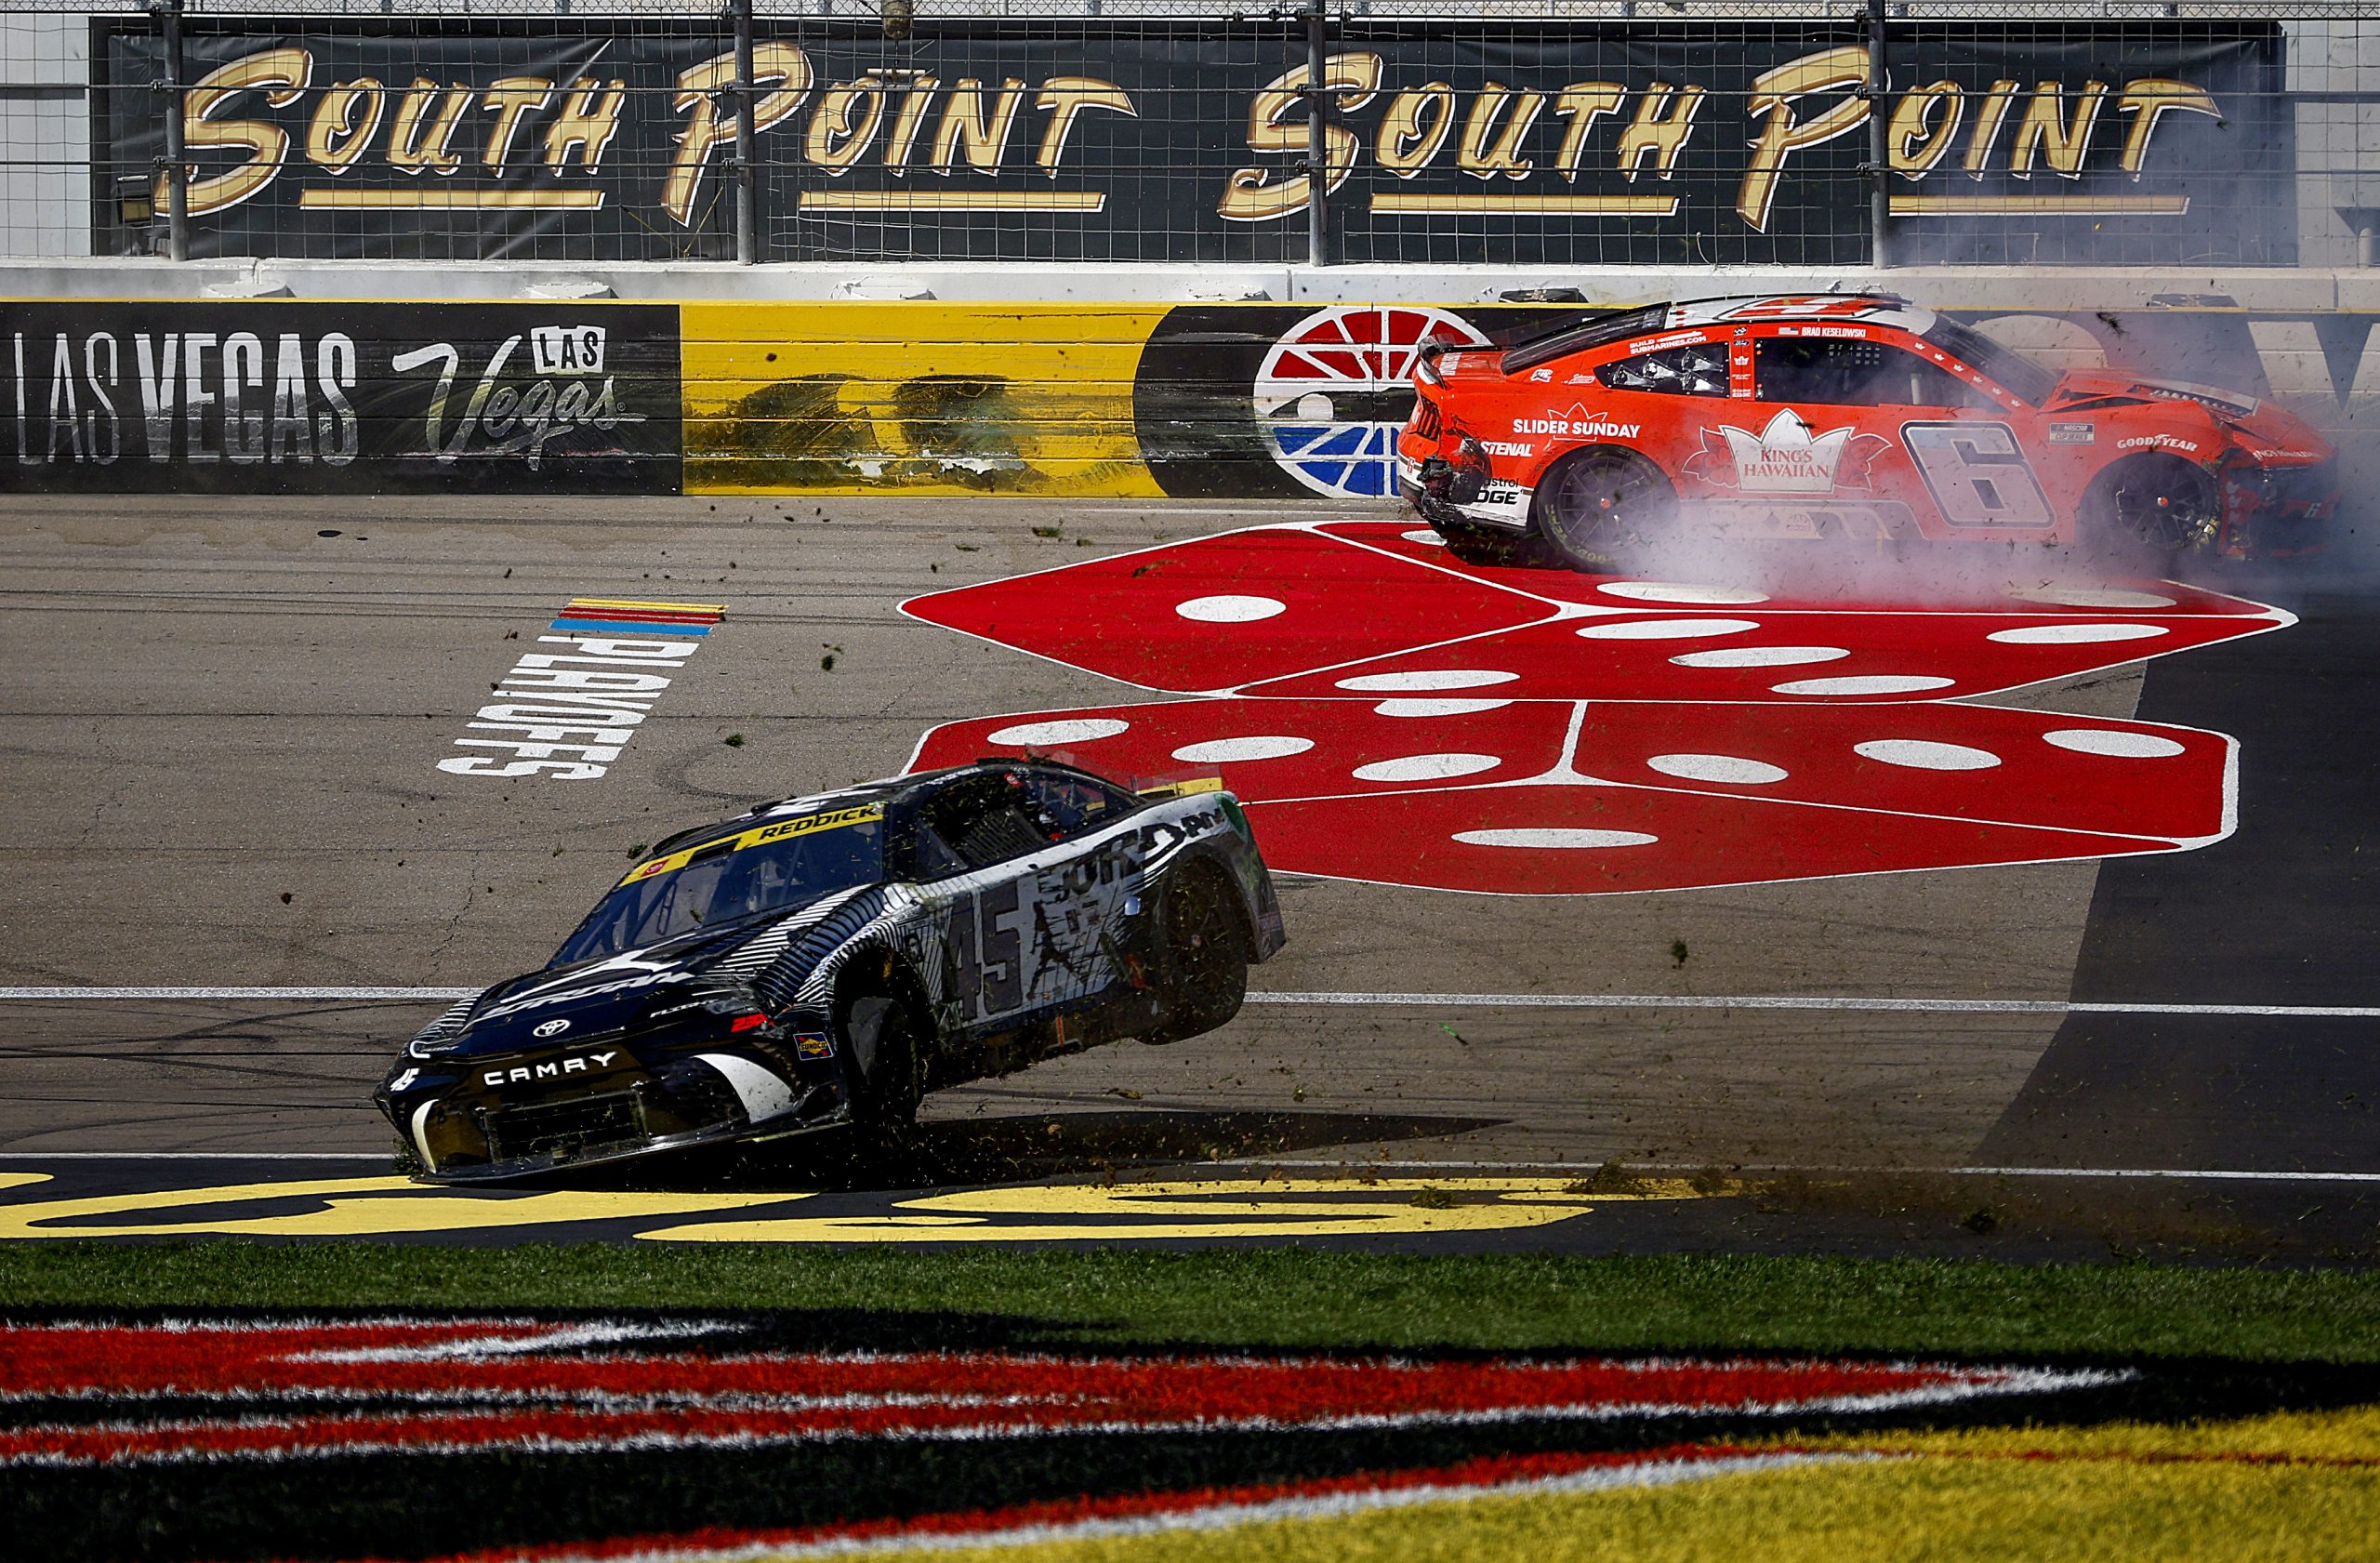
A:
[1533, 447, 1674, 571]
[1144, 866, 1249, 1045]
[841, 979, 926, 1142]
[2082, 453, 2222, 563]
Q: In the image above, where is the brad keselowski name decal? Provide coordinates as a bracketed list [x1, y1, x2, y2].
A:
[439, 597, 725, 781]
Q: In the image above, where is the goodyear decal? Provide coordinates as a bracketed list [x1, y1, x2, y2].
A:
[621, 802, 887, 885]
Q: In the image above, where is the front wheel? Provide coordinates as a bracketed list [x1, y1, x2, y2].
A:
[1532, 447, 1675, 572]
[1142, 866, 1249, 1045]
[2081, 453, 2222, 565]
[840, 980, 926, 1144]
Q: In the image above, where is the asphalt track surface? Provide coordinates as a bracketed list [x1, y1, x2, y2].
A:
[1, 494, 2373, 1257]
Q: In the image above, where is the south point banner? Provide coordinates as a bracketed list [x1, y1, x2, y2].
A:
[94, 20, 2288, 266]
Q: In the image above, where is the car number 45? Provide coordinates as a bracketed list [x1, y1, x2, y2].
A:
[1902, 421, 2056, 530]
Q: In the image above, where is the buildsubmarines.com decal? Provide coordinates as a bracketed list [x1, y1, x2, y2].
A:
[0, 299, 681, 493]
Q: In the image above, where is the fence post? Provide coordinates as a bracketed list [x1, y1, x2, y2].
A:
[1865, 0, 1890, 269]
[1303, 0, 1328, 268]
[731, 0, 759, 264]
[155, 0, 188, 261]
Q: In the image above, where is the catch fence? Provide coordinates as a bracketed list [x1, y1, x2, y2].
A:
[3, 0, 2375, 267]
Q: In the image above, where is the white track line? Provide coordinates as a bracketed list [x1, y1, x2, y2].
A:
[1251, 992, 2380, 1019]
[0, 987, 2371, 1019]
[0, 1153, 2374, 1184]
[1223, 1159, 2380, 1185]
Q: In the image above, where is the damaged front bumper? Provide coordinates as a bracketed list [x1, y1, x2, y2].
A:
[378, 1020, 852, 1183]
[1398, 450, 1535, 534]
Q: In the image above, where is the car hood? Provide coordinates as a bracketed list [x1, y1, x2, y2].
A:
[441, 919, 779, 1060]
[2047, 370, 2331, 457]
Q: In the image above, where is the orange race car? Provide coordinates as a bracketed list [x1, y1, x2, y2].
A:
[1397, 293, 2337, 570]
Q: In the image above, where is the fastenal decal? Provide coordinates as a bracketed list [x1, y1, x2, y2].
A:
[437, 597, 721, 781]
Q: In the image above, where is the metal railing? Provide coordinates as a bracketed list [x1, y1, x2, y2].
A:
[0, 0, 2373, 265]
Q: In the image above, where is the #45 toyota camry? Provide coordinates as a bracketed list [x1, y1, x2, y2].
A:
[1399, 293, 2338, 570]
[377, 761, 1285, 1183]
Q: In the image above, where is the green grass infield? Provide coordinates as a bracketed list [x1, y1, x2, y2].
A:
[6, 1245, 2380, 1361]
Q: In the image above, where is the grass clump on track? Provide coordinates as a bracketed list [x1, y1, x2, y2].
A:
[6, 1245, 2380, 1361]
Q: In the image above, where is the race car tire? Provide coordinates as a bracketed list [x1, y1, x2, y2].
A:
[1532, 446, 1675, 571]
[1143, 862, 1249, 1045]
[2081, 453, 2222, 563]
[840, 975, 927, 1141]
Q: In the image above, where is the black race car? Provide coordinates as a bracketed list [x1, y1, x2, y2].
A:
[377, 760, 1286, 1182]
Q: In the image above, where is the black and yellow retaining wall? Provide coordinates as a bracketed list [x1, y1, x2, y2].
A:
[0, 297, 2370, 497]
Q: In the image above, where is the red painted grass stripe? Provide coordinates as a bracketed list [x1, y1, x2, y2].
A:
[0, 1323, 2119, 1468]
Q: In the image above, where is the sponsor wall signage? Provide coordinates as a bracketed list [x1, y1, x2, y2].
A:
[0, 300, 681, 491]
[92, 20, 2287, 265]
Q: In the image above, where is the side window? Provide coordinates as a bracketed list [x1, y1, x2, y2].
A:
[921, 778, 1050, 869]
[1596, 343, 1727, 396]
[1021, 772, 1137, 840]
[910, 819, 967, 880]
[1755, 337, 1994, 408]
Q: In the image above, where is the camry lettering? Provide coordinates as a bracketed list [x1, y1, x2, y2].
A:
[482, 1049, 619, 1088]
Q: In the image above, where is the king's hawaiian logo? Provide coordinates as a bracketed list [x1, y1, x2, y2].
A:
[1691, 409, 1888, 495]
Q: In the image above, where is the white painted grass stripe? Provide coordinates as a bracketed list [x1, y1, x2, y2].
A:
[1, 987, 2373, 1019]
[580, 1452, 1869, 1563]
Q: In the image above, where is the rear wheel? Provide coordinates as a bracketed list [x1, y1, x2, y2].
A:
[1143, 865, 1249, 1045]
[840, 977, 926, 1143]
[2082, 453, 2222, 564]
[1533, 447, 1675, 571]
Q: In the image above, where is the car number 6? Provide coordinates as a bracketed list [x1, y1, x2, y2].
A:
[1903, 421, 2056, 529]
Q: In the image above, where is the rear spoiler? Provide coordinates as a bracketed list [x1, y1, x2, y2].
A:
[1500, 304, 1667, 377]
[1136, 775, 1224, 801]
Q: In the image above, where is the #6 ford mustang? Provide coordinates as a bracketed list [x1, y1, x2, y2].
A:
[377, 761, 1286, 1183]
[1399, 293, 2338, 570]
